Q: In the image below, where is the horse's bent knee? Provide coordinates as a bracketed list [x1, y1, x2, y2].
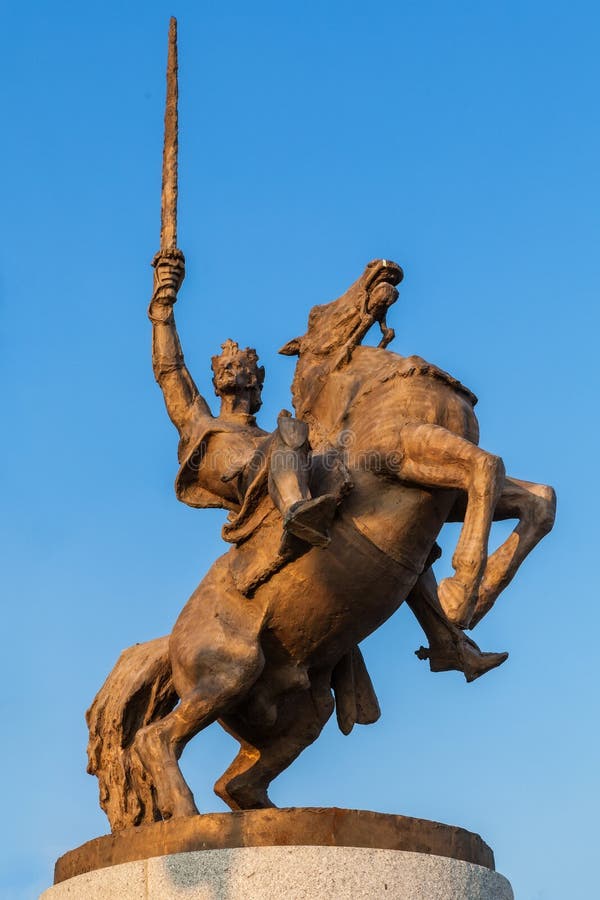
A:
[475, 452, 505, 488]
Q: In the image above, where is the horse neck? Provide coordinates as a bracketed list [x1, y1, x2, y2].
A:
[295, 292, 369, 375]
[290, 352, 326, 420]
[292, 343, 394, 422]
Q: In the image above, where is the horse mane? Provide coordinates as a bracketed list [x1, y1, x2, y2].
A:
[303, 291, 370, 357]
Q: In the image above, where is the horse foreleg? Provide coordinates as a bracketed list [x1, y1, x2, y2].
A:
[394, 423, 505, 627]
[215, 676, 334, 811]
[466, 477, 556, 628]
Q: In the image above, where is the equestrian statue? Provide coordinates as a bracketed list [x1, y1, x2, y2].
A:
[86, 19, 556, 833]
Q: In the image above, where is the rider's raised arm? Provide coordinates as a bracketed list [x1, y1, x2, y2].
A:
[148, 250, 213, 438]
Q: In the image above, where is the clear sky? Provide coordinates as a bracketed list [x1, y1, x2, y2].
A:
[1, 2, 598, 898]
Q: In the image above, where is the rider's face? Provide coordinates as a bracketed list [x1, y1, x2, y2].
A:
[215, 362, 262, 406]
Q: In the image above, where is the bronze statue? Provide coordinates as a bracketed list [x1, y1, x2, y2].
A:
[86, 19, 556, 834]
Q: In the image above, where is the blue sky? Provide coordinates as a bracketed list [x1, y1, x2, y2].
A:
[1, 2, 598, 897]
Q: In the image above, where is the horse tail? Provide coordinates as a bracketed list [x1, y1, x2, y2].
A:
[86, 636, 178, 832]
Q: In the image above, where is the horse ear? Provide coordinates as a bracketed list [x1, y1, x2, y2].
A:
[279, 336, 302, 356]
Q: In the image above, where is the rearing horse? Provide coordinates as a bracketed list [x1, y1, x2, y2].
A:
[280, 258, 556, 629]
[87, 260, 555, 832]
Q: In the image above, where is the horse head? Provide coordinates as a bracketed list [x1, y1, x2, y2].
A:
[279, 259, 403, 361]
[279, 259, 404, 416]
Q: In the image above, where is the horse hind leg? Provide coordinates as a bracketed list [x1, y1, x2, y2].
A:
[133, 638, 265, 820]
[393, 423, 506, 627]
[467, 477, 556, 628]
[214, 676, 334, 811]
[213, 732, 273, 812]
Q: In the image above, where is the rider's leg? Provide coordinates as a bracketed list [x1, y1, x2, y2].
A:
[467, 477, 556, 628]
[391, 422, 506, 626]
[408, 566, 508, 682]
[214, 674, 334, 811]
[269, 412, 337, 548]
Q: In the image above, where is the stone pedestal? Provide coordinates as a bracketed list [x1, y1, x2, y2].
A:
[41, 808, 514, 899]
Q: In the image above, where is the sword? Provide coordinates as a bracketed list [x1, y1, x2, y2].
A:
[160, 16, 178, 250]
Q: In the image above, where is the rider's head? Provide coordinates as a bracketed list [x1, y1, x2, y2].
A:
[211, 339, 265, 414]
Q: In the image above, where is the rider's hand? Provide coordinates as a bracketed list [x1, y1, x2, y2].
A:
[151, 248, 186, 305]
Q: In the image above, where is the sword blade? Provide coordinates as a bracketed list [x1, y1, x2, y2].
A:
[160, 17, 178, 250]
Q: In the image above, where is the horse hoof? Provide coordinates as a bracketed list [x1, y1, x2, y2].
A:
[214, 777, 276, 812]
[438, 577, 473, 627]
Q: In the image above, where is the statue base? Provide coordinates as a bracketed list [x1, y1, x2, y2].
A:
[41, 808, 514, 899]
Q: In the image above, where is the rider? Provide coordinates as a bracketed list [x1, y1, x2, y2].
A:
[149, 248, 337, 553]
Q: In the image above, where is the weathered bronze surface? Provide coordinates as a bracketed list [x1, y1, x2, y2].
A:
[54, 808, 495, 884]
[85, 19, 556, 839]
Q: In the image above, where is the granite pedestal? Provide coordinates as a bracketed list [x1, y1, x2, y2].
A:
[41, 808, 514, 899]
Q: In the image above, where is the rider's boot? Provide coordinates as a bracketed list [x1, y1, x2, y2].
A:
[415, 639, 508, 683]
[408, 562, 508, 683]
[269, 410, 337, 550]
[283, 495, 338, 548]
